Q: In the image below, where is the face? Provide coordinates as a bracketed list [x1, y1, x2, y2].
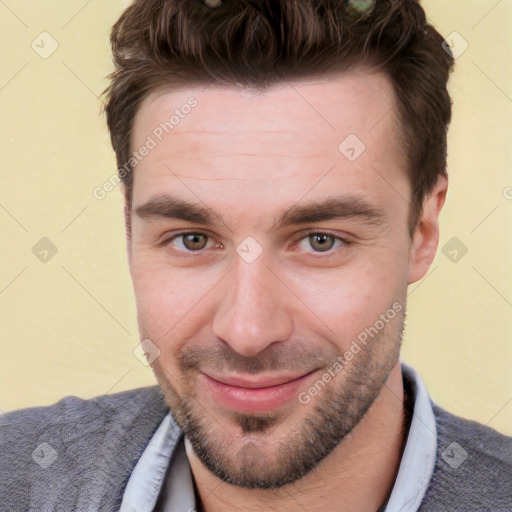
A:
[128, 71, 421, 488]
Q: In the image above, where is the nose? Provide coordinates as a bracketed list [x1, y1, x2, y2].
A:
[212, 255, 294, 357]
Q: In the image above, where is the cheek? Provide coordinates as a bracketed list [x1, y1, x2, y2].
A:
[130, 252, 218, 345]
[284, 255, 407, 346]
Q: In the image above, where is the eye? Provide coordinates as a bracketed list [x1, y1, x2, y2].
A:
[298, 233, 344, 252]
[169, 233, 213, 251]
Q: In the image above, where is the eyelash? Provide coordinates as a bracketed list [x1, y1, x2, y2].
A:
[162, 230, 352, 256]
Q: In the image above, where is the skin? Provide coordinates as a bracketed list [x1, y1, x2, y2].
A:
[127, 70, 447, 512]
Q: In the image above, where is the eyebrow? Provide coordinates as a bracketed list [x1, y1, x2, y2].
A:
[135, 195, 222, 226]
[134, 194, 386, 230]
[272, 196, 386, 230]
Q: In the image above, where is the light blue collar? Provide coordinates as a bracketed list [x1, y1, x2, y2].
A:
[385, 361, 437, 511]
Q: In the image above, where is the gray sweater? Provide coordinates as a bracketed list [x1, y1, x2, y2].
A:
[1, 386, 511, 511]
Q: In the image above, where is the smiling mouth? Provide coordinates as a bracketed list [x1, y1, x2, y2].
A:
[204, 370, 317, 388]
[199, 370, 318, 412]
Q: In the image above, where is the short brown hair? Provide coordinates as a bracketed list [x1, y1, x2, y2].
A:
[103, 0, 454, 229]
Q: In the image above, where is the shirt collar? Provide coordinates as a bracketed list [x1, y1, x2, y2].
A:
[120, 361, 437, 512]
[385, 361, 437, 511]
[119, 414, 188, 512]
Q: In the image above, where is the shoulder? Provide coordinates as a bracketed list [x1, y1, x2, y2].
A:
[420, 403, 512, 511]
[0, 386, 170, 510]
[1, 385, 167, 438]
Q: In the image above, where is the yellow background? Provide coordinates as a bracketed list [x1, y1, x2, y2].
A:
[1, 1, 511, 435]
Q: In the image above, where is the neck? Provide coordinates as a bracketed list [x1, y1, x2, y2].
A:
[186, 362, 408, 512]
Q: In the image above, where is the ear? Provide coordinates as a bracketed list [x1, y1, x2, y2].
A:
[407, 175, 448, 284]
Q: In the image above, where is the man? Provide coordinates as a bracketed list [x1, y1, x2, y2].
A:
[1, 0, 511, 510]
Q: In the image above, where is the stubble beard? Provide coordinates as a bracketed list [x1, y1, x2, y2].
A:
[151, 302, 405, 489]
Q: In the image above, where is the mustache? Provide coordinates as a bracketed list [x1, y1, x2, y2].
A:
[178, 343, 338, 374]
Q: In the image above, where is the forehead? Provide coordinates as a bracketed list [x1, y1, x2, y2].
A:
[130, 71, 408, 214]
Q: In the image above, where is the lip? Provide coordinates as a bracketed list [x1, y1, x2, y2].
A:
[199, 370, 317, 412]
[205, 371, 314, 388]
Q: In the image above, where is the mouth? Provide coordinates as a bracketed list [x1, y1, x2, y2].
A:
[199, 370, 318, 412]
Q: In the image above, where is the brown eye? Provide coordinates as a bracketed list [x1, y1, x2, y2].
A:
[181, 233, 208, 251]
[308, 234, 336, 252]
